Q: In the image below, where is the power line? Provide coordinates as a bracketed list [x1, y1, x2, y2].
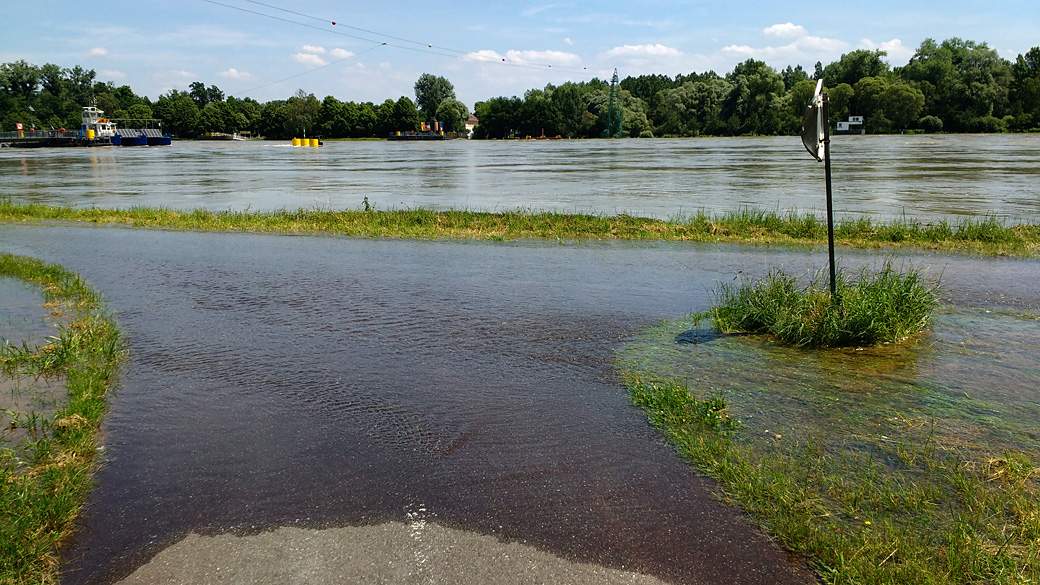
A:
[200, 0, 607, 76]
[235, 43, 387, 95]
[242, 0, 468, 55]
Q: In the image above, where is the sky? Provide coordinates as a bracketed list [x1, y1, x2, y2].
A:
[2, 0, 1037, 108]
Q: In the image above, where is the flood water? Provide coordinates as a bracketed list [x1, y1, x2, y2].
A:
[0, 277, 67, 446]
[2, 224, 1037, 584]
[2, 136, 1039, 583]
[2, 134, 1040, 222]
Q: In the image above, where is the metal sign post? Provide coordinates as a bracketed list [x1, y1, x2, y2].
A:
[822, 94, 836, 297]
[801, 79, 837, 297]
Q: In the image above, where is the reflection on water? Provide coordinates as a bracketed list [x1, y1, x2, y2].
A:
[0, 277, 53, 345]
[2, 135, 1039, 222]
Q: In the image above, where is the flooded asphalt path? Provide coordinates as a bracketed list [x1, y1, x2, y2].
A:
[2, 225, 1035, 584]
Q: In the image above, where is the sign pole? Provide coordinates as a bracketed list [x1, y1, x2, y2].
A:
[801, 79, 838, 300]
[822, 94, 836, 298]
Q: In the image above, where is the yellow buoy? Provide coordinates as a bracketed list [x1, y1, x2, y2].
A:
[292, 137, 301, 146]
[86, 129, 95, 139]
[310, 138, 319, 147]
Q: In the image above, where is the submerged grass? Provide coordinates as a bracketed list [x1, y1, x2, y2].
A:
[710, 263, 939, 347]
[624, 373, 1040, 585]
[2, 199, 1039, 256]
[0, 254, 125, 585]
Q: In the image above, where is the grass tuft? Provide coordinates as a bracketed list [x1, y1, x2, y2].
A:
[709, 263, 939, 347]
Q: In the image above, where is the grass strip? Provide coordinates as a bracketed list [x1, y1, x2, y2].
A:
[710, 263, 939, 347]
[623, 373, 1040, 585]
[2, 200, 1039, 256]
[0, 254, 125, 585]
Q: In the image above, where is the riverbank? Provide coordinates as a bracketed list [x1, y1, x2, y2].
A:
[2, 201, 1038, 256]
[0, 254, 124, 585]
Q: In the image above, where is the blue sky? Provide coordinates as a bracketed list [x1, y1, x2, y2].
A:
[3, 0, 1037, 108]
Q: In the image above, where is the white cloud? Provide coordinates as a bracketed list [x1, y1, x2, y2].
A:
[98, 70, 125, 80]
[563, 37, 573, 46]
[603, 43, 682, 58]
[330, 48, 355, 59]
[88, 47, 109, 58]
[465, 49, 581, 67]
[218, 68, 252, 80]
[168, 70, 196, 82]
[522, 5, 554, 17]
[721, 35, 847, 64]
[466, 49, 506, 63]
[594, 44, 715, 80]
[763, 23, 806, 38]
[301, 45, 326, 54]
[858, 38, 916, 65]
[293, 53, 328, 66]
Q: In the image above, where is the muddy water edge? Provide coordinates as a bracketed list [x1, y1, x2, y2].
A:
[2, 224, 1036, 584]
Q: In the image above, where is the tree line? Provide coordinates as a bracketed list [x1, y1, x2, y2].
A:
[2, 37, 1038, 139]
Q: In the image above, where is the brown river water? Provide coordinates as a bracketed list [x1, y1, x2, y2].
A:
[2, 134, 1040, 222]
[2, 224, 1037, 584]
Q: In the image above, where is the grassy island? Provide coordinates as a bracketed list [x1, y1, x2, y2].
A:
[710, 263, 939, 347]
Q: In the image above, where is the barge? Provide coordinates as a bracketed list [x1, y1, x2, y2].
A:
[0, 105, 171, 148]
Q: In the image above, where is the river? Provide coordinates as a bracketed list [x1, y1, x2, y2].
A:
[2, 134, 1039, 222]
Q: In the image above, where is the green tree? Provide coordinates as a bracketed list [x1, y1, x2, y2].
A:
[152, 90, 200, 137]
[127, 103, 153, 120]
[189, 81, 225, 109]
[318, 95, 347, 136]
[198, 101, 245, 133]
[473, 96, 522, 139]
[390, 96, 421, 132]
[722, 59, 786, 135]
[550, 82, 587, 138]
[0, 60, 41, 100]
[413, 73, 455, 123]
[783, 79, 818, 134]
[882, 84, 925, 131]
[281, 89, 321, 137]
[620, 74, 674, 117]
[227, 96, 261, 135]
[898, 38, 1012, 131]
[825, 83, 855, 128]
[823, 50, 891, 87]
[375, 98, 397, 136]
[257, 99, 286, 139]
[1009, 47, 1040, 129]
[853, 76, 892, 132]
[65, 66, 96, 107]
[654, 78, 731, 136]
[781, 65, 810, 90]
[435, 98, 470, 133]
[355, 102, 378, 137]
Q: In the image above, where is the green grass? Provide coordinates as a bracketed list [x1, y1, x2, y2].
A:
[624, 373, 1040, 585]
[0, 254, 125, 585]
[2, 199, 1039, 256]
[709, 263, 939, 347]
